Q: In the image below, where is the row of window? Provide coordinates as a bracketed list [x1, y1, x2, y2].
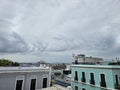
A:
[74, 71, 96, 85]
[15, 78, 47, 90]
[74, 71, 119, 88]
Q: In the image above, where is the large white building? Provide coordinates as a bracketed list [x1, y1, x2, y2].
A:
[0, 66, 51, 90]
[73, 54, 103, 64]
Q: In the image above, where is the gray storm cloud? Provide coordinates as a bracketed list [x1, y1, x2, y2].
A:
[0, 0, 120, 62]
[0, 31, 28, 53]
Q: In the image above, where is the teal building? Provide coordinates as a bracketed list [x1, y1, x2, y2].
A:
[71, 64, 120, 90]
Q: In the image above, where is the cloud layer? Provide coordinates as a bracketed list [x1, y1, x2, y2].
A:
[0, 0, 120, 62]
[0, 30, 28, 53]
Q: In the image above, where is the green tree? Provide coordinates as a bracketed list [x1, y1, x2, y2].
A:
[12, 62, 20, 66]
[0, 58, 20, 66]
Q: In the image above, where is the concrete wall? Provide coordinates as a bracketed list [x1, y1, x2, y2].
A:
[0, 71, 50, 90]
[0, 74, 16, 90]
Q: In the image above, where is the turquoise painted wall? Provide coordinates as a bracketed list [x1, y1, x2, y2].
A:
[71, 65, 120, 90]
[112, 69, 120, 88]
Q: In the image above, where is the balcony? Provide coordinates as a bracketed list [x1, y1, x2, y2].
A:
[115, 84, 120, 90]
[100, 82, 106, 88]
[81, 78, 86, 83]
[90, 79, 95, 85]
[74, 76, 78, 81]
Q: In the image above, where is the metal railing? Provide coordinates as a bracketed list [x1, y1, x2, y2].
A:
[115, 84, 120, 89]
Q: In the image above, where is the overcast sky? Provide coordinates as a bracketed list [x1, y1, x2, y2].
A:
[0, 0, 120, 63]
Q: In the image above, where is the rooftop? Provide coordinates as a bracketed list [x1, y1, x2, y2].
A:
[0, 66, 50, 74]
[71, 64, 120, 69]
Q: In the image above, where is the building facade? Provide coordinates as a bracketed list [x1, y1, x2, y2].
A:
[71, 65, 120, 90]
[0, 67, 51, 90]
[73, 54, 103, 64]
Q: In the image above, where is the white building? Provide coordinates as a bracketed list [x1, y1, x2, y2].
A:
[0, 66, 51, 90]
[73, 54, 103, 64]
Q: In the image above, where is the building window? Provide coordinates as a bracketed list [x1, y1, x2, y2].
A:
[115, 75, 119, 85]
[82, 88, 86, 90]
[115, 74, 120, 89]
[75, 86, 78, 90]
[15, 80, 23, 90]
[43, 78, 47, 88]
[100, 74, 106, 87]
[75, 60, 78, 64]
[74, 71, 78, 81]
[81, 72, 86, 82]
[90, 73, 95, 85]
[30, 79, 36, 90]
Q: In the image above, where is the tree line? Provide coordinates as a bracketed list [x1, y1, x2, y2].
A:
[0, 58, 20, 66]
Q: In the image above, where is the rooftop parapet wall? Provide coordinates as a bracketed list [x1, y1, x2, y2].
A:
[71, 64, 120, 69]
[0, 67, 50, 74]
